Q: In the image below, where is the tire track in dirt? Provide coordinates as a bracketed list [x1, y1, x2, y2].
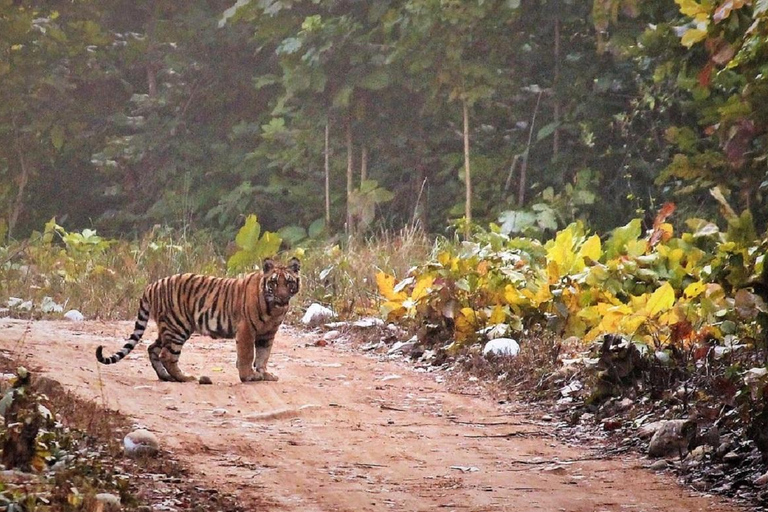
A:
[0, 319, 739, 512]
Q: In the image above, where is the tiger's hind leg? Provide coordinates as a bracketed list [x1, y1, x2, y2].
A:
[147, 339, 174, 382]
[158, 326, 197, 382]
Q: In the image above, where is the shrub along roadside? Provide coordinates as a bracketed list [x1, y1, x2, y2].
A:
[0, 361, 249, 511]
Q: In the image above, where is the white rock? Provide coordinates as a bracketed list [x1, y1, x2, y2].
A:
[755, 470, 768, 486]
[637, 420, 666, 439]
[388, 337, 418, 355]
[559, 381, 583, 397]
[352, 317, 384, 328]
[94, 493, 121, 507]
[419, 349, 436, 362]
[123, 429, 159, 458]
[301, 303, 334, 326]
[482, 338, 520, 358]
[323, 330, 341, 341]
[63, 309, 85, 322]
[648, 419, 696, 458]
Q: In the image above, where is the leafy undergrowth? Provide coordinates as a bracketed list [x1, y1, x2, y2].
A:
[376, 199, 768, 459]
[0, 357, 247, 512]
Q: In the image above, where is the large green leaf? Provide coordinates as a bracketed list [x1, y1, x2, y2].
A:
[605, 219, 642, 259]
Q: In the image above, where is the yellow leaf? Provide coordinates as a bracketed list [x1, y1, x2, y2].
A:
[684, 281, 707, 299]
[681, 27, 708, 47]
[547, 259, 561, 283]
[376, 272, 407, 301]
[577, 305, 601, 325]
[455, 308, 478, 342]
[489, 305, 507, 324]
[659, 308, 682, 326]
[411, 275, 434, 302]
[675, 0, 709, 17]
[626, 239, 648, 257]
[504, 284, 529, 306]
[547, 228, 579, 277]
[646, 282, 676, 316]
[380, 301, 406, 321]
[620, 315, 647, 334]
[437, 251, 451, 267]
[578, 234, 602, 262]
[532, 283, 553, 307]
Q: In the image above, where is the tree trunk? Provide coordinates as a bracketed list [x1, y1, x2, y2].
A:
[8, 126, 30, 239]
[462, 98, 472, 237]
[519, 92, 543, 206]
[553, 13, 561, 159]
[360, 146, 368, 185]
[346, 117, 354, 235]
[325, 121, 331, 228]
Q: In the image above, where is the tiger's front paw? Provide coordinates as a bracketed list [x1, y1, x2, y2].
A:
[261, 371, 279, 382]
[239, 370, 279, 382]
[239, 372, 261, 382]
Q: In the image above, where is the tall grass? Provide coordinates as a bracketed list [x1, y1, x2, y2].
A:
[1, 227, 225, 320]
[0, 224, 434, 322]
[296, 225, 435, 319]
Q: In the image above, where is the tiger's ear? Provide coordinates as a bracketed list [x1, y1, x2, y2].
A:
[288, 257, 301, 273]
[262, 259, 275, 273]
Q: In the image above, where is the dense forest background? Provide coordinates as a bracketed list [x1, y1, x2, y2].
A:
[1, 0, 767, 242]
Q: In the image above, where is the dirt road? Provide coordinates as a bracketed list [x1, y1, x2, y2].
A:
[0, 319, 739, 511]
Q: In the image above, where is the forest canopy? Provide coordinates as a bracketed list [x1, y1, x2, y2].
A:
[1, 0, 767, 241]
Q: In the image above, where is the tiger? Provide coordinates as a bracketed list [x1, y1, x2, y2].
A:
[95, 257, 300, 383]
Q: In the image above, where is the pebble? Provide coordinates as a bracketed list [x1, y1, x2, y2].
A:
[198, 376, 213, 385]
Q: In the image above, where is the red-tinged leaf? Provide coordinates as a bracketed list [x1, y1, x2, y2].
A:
[653, 202, 676, 230]
[670, 320, 693, 343]
[693, 345, 711, 361]
[698, 61, 713, 87]
[714, 0, 751, 22]
[649, 202, 676, 247]
[724, 118, 757, 168]
[713, 0, 734, 23]
[713, 377, 738, 403]
[711, 42, 735, 65]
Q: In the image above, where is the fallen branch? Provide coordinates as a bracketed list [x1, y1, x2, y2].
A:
[450, 419, 525, 427]
[380, 404, 408, 412]
[463, 431, 550, 439]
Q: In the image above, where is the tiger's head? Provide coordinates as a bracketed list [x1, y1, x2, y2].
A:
[262, 257, 301, 308]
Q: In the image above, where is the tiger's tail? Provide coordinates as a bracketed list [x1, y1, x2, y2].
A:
[96, 295, 151, 365]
